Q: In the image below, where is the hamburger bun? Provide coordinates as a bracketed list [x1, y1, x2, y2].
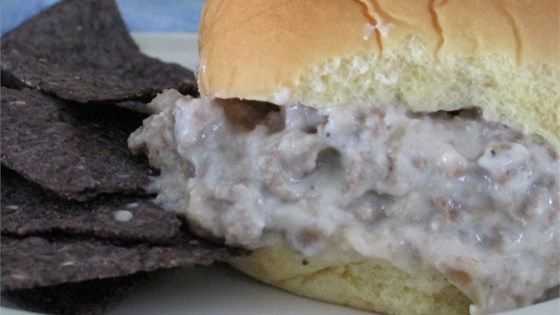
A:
[196, 1, 559, 314]
[198, 0, 559, 147]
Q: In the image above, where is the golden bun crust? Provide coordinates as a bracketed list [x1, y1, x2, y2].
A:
[230, 245, 472, 315]
[199, 0, 559, 147]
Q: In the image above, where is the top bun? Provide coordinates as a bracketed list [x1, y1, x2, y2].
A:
[198, 0, 559, 147]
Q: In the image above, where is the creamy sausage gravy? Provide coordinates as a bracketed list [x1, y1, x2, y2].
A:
[129, 90, 559, 314]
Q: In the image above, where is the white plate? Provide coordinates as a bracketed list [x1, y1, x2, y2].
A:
[1, 33, 558, 315]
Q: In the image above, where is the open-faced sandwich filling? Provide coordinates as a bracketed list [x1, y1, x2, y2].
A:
[129, 90, 559, 313]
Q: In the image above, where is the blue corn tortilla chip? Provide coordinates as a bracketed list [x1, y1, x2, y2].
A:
[1, 234, 242, 291]
[1, 169, 181, 242]
[1, 0, 197, 102]
[2, 273, 147, 315]
[1, 87, 152, 200]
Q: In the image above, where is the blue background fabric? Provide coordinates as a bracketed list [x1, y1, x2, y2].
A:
[0, 0, 205, 34]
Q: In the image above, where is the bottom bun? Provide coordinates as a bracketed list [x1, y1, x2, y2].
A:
[230, 245, 471, 315]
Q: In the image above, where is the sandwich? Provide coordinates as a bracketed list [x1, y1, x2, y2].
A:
[129, 0, 559, 314]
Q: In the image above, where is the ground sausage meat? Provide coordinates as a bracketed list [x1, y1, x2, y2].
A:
[129, 90, 559, 314]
